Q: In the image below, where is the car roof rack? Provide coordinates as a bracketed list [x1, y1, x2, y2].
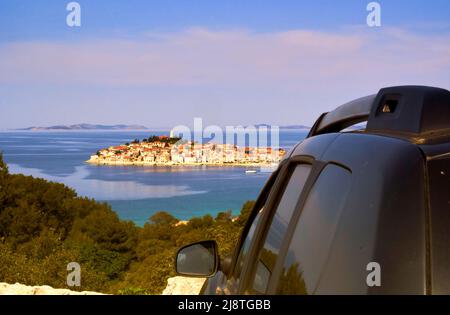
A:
[307, 85, 450, 139]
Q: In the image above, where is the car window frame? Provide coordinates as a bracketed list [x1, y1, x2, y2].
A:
[200, 166, 284, 295]
[228, 166, 281, 277]
[238, 155, 323, 293]
[267, 162, 352, 294]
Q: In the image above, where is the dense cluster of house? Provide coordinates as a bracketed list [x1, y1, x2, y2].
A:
[87, 136, 285, 166]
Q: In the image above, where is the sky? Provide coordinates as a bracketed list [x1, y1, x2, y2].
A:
[0, 0, 449, 129]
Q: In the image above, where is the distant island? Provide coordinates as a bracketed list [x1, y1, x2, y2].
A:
[87, 135, 286, 167]
[278, 124, 310, 130]
[15, 123, 309, 132]
[16, 124, 149, 131]
[254, 124, 310, 130]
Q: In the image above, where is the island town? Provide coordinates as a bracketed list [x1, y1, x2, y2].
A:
[87, 135, 286, 166]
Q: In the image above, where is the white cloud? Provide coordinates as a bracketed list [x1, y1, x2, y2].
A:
[1, 27, 448, 89]
[0, 27, 449, 128]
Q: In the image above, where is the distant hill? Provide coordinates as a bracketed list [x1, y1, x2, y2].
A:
[254, 124, 310, 130]
[17, 124, 149, 131]
[16, 123, 310, 131]
[279, 124, 311, 130]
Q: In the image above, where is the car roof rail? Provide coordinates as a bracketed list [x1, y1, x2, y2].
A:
[308, 85, 450, 139]
[307, 94, 375, 137]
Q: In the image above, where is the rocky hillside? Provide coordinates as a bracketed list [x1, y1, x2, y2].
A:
[162, 276, 206, 295]
[0, 282, 103, 295]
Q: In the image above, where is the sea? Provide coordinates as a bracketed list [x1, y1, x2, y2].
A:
[0, 130, 307, 226]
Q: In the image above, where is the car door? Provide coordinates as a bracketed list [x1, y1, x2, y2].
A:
[427, 155, 450, 294]
[200, 168, 280, 295]
[237, 156, 316, 294]
[267, 163, 352, 294]
[241, 160, 352, 294]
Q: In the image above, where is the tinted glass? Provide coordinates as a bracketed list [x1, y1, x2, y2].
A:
[232, 171, 278, 290]
[233, 208, 263, 280]
[251, 164, 311, 293]
[276, 164, 351, 294]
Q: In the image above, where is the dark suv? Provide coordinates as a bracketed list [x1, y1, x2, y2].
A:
[175, 86, 450, 294]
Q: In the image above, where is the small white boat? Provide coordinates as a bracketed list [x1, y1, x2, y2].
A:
[245, 169, 257, 174]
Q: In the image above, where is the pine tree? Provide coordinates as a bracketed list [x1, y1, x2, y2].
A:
[0, 152, 7, 175]
[0, 152, 8, 208]
[0, 152, 8, 213]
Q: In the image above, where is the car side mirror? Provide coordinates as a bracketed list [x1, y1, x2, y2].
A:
[176, 240, 219, 277]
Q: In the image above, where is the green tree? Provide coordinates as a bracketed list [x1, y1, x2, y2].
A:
[215, 210, 232, 223]
[0, 153, 8, 177]
[149, 211, 179, 226]
[236, 200, 255, 226]
[0, 153, 9, 209]
[0, 155, 259, 294]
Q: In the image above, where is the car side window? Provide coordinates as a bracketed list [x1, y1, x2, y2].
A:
[233, 208, 263, 283]
[250, 164, 312, 294]
[232, 170, 279, 287]
[275, 164, 351, 294]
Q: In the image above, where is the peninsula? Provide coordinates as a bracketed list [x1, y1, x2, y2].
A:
[87, 135, 285, 166]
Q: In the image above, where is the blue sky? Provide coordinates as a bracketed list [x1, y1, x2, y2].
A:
[1, 0, 450, 129]
[2, 0, 450, 40]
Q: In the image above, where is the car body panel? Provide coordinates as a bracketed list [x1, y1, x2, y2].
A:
[193, 86, 450, 295]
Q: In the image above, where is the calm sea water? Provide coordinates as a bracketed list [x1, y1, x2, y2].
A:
[0, 130, 307, 225]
